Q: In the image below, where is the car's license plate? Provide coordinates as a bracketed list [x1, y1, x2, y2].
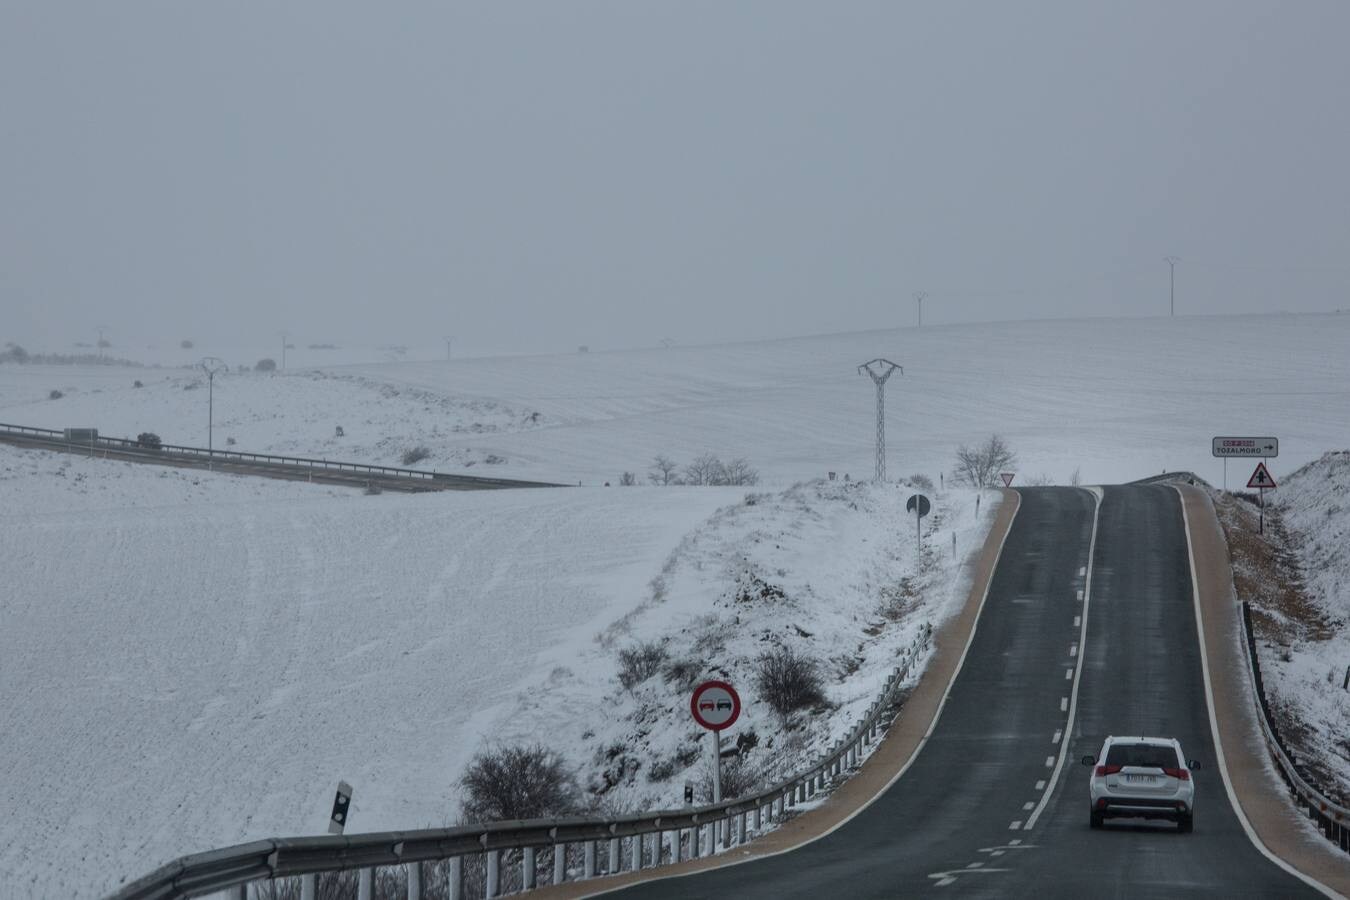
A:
[1125, 774, 1156, 783]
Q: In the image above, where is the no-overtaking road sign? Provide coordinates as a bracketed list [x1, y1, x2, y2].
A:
[1212, 437, 1278, 458]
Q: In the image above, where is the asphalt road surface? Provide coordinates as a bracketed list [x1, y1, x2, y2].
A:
[603, 486, 1322, 898]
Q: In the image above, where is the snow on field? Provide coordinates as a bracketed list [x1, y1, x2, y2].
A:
[0, 451, 739, 897]
[1266, 452, 1350, 799]
[7, 312, 1350, 487]
[5, 310, 1350, 896]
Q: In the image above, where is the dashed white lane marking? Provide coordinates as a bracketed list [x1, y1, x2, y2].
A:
[1053, 729, 1063, 744]
[1077, 589, 1084, 601]
[1073, 615, 1081, 627]
[967, 862, 983, 869]
[1060, 696, 1068, 712]
[1064, 668, 1073, 679]
[1022, 801, 1034, 810]
[1035, 780, 1046, 791]
[1009, 821, 1022, 830]
[1069, 643, 1078, 657]
[1044, 756, 1055, 767]
[1078, 566, 1086, 576]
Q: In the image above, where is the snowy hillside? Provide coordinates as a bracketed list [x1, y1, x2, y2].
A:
[1266, 452, 1350, 798]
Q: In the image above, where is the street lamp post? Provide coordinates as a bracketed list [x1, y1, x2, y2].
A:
[199, 357, 227, 466]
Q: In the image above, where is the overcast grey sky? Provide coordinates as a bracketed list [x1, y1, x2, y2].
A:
[3, 1, 1348, 356]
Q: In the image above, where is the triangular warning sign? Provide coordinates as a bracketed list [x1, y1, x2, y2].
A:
[1247, 462, 1276, 490]
[1000, 472, 1015, 487]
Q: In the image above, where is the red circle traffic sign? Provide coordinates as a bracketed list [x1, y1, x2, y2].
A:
[690, 680, 741, 731]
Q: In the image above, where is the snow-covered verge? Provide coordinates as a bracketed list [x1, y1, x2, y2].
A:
[1211, 454, 1350, 803]
[0, 447, 740, 898]
[490, 479, 996, 815]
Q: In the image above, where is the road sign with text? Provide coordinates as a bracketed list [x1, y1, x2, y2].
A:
[1213, 437, 1278, 458]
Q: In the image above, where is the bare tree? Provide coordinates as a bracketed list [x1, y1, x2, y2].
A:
[618, 471, 637, 486]
[720, 457, 759, 486]
[952, 434, 1017, 488]
[683, 453, 723, 486]
[648, 455, 680, 485]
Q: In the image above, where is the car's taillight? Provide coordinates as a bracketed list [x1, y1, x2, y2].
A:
[1163, 767, 1190, 781]
[1096, 765, 1121, 777]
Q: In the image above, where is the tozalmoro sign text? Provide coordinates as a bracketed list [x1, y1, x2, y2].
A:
[1212, 436, 1278, 458]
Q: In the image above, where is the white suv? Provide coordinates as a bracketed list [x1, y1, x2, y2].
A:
[1081, 736, 1200, 832]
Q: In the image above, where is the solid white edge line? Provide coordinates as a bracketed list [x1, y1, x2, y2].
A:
[1024, 485, 1101, 831]
[573, 491, 1024, 898]
[1173, 486, 1341, 899]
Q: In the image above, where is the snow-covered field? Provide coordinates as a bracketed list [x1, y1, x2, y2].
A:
[6, 312, 1350, 487]
[4, 311, 1350, 897]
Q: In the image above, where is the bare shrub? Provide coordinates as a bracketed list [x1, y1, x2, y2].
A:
[255, 358, 277, 372]
[1070, 467, 1082, 486]
[696, 755, 759, 802]
[402, 446, 431, 466]
[952, 434, 1017, 488]
[618, 641, 668, 689]
[460, 745, 580, 823]
[683, 453, 722, 486]
[648, 455, 680, 485]
[1024, 473, 1054, 486]
[48, 389, 63, 400]
[618, 471, 637, 486]
[662, 657, 703, 690]
[909, 473, 935, 492]
[720, 457, 759, 486]
[754, 645, 826, 718]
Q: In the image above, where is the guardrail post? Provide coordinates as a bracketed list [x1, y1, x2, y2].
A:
[738, 812, 747, 844]
[449, 856, 463, 900]
[584, 840, 596, 878]
[632, 832, 643, 869]
[523, 847, 536, 890]
[608, 837, 620, 873]
[357, 867, 373, 900]
[553, 844, 566, 884]
[486, 850, 500, 898]
[754, 804, 763, 832]
[301, 873, 316, 900]
[692, 823, 701, 858]
[721, 816, 730, 850]
[408, 860, 423, 900]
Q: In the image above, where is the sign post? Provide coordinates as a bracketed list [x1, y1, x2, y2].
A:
[690, 681, 741, 804]
[1246, 462, 1276, 535]
[906, 493, 931, 548]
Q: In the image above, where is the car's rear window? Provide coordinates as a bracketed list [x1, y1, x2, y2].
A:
[1105, 743, 1179, 769]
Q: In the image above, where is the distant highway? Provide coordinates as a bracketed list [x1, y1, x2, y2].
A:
[0, 424, 566, 492]
[599, 486, 1324, 898]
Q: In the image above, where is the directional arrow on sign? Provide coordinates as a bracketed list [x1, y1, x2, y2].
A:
[1247, 462, 1276, 490]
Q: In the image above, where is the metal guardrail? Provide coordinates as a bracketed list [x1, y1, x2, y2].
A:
[0, 422, 565, 491]
[1238, 601, 1350, 855]
[108, 624, 934, 899]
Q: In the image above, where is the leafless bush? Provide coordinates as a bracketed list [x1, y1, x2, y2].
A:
[619, 471, 637, 486]
[1024, 473, 1054, 486]
[952, 434, 1017, 488]
[49, 389, 63, 400]
[696, 755, 759, 802]
[1070, 467, 1082, 486]
[909, 473, 935, 492]
[662, 657, 703, 690]
[618, 641, 668, 689]
[255, 358, 277, 372]
[402, 446, 431, 466]
[754, 645, 826, 718]
[460, 745, 580, 823]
